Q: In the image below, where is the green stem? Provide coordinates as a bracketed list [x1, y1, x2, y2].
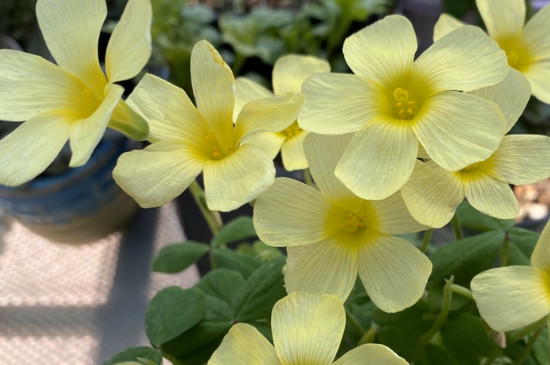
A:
[512, 327, 543, 365]
[188, 180, 222, 237]
[303, 168, 314, 187]
[358, 324, 378, 345]
[420, 229, 433, 253]
[509, 316, 547, 343]
[414, 276, 454, 359]
[448, 283, 474, 301]
[345, 307, 365, 337]
[451, 214, 463, 240]
[500, 234, 510, 267]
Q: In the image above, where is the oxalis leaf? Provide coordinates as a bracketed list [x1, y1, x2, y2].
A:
[145, 286, 205, 347]
[211, 216, 257, 248]
[102, 346, 162, 365]
[152, 241, 209, 273]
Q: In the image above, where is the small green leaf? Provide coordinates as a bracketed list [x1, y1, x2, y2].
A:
[211, 216, 257, 248]
[456, 201, 515, 232]
[508, 227, 539, 258]
[145, 287, 205, 347]
[234, 256, 287, 321]
[429, 231, 504, 287]
[211, 248, 262, 278]
[102, 347, 162, 365]
[441, 314, 498, 359]
[195, 269, 245, 308]
[152, 241, 210, 273]
[506, 241, 532, 266]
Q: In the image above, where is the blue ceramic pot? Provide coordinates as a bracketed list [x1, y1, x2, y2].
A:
[0, 138, 139, 243]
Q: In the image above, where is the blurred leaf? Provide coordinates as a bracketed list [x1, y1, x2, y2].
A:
[429, 231, 504, 287]
[456, 201, 515, 232]
[195, 269, 245, 308]
[211, 216, 257, 248]
[441, 314, 498, 361]
[234, 256, 286, 321]
[508, 227, 539, 258]
[506, 241, 532, 266]
[102, 347, 162, 365]
[152, 241, 209, 273]
[211, 247, 262, 278]
[145, 287, 205, 347]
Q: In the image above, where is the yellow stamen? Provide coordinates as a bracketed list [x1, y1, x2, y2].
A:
[393, 87, 416, 120]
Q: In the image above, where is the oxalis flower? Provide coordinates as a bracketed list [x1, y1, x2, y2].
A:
[0, 0, 152, 186]
[235, 54, 330, 171]
[402, 69, 550, 228]
[434, 0, 550, 104]
[113, 40, 302, 211]
[471, 220, 550, 332]
[253, 133, 431, 312]
[299, 15, 508, 200]
[208, 291, 408, 365]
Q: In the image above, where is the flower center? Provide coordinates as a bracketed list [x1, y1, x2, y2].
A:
[280, 121, 302, 138]
[343, 209, 367, 233]
[72, 87, 101, 119]
[393, 88, 417, 120]
[206, 131, 234, 160]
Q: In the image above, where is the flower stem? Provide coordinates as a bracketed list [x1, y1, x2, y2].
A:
[451, 215, 463, 240]
[509, 316, 547, 343]
[499, 234, 510, 267]
[420, 229, 433, 253]
[188, 180, 222, 237]
[414, 276, 454, 359]
[345, 307, 365, 338]
[448, 283, 474, 301]
[512, 326, 543, 365]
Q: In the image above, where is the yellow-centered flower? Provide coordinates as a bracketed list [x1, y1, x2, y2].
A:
[253, 134, 431, 312]
[471, 220, 550, 332]
[299, 15, 508, 200]
[434, 0, 550, 104]
[235, 55, 330, 171]
[208, 291, 408, 365]
[0, 0, 152, 186]
[113, 41, 301, 211]
[401, 69, 550, 228]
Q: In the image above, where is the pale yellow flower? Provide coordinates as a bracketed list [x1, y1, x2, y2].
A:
[299, 15, 508, 200]
[0, 0, 152, 186]
[471, 220, 550, 332]
[401, 69, 550, 228]
[253, 133, 431, 312]
[235, 55, 330, 171]
[113, 41, 301, 211]
[434, 0, 550, 104]
[208, 291, 408, 365]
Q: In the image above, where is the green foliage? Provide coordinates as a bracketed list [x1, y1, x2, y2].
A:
[152, 241, 210, 273]
[210, 216, 257, 248]
[103, 347, 163, 365]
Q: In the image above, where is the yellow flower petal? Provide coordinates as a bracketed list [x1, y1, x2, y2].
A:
[415, 25, 508, 93]
[357, 234, 432, 313]
[113, 141, 204, 208]
[272, 54, 330, 95]
[371, 192, 429, 234]
[285, 240, 358, 301]
[530, 219, 550, 273]
[105, 0, 152, 83]
[69, 84, 125, 167]
[336, 119, 418, 200]
[333, 344, 408, 365]
[343, 15, 416, 83]
[272, 292, 344, 365]
[253, 178, 332, 246]
[191, 40, 235, 137]
[108, 99, 150, 141]
[0, 113, 70, 186]
[235, 94, 304, 142]
[469, 69, 531, 133]
[280, 131, 308, 171]
[413, 91, 505, 171]
[490, 135, 550, 185]
[471, 266, 550, 332]
[208, 323, 279, 365]
[521, 59, 550, 104]
[464, 173, 519, 219]
[126, 73, 208, 143]
[401, 161, 464, 228]
[203, 144, 274, 212]
[36, 0, 107, 92]
[241, 131, 285, 160]
[234, 77, 273, 119]
[433, 13, 465, 42]
[476, 0, 525, 43]
[299, 73, 377, 134]
[304, 134, 356, 204]
[522, 4, 550, 59]
[0, 50, 85, 121]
